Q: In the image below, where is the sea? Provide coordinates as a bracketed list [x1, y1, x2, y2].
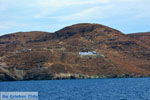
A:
[0, 78, 150, 100]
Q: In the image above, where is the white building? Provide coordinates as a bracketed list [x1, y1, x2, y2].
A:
[79, 51, 105, 57]
[79, 51, 97, 56]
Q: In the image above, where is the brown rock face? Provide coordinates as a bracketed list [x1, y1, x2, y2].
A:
[0, 23, 150, 81]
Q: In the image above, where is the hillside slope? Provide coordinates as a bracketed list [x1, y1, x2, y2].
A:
[0, 23, 150, 81]
[128, 32, 150, 45]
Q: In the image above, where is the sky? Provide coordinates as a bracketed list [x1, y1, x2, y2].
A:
[0, 0, 150, 35]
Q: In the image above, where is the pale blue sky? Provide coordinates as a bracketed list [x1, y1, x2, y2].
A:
[0, 0, 150, 35]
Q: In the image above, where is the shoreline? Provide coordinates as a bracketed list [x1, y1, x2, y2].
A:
[0, 74, 150, 82]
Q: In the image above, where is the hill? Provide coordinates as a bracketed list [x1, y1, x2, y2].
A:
[0, 23, 150, 81]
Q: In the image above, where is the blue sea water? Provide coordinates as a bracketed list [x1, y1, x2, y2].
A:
[0, 78, 150, 100]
